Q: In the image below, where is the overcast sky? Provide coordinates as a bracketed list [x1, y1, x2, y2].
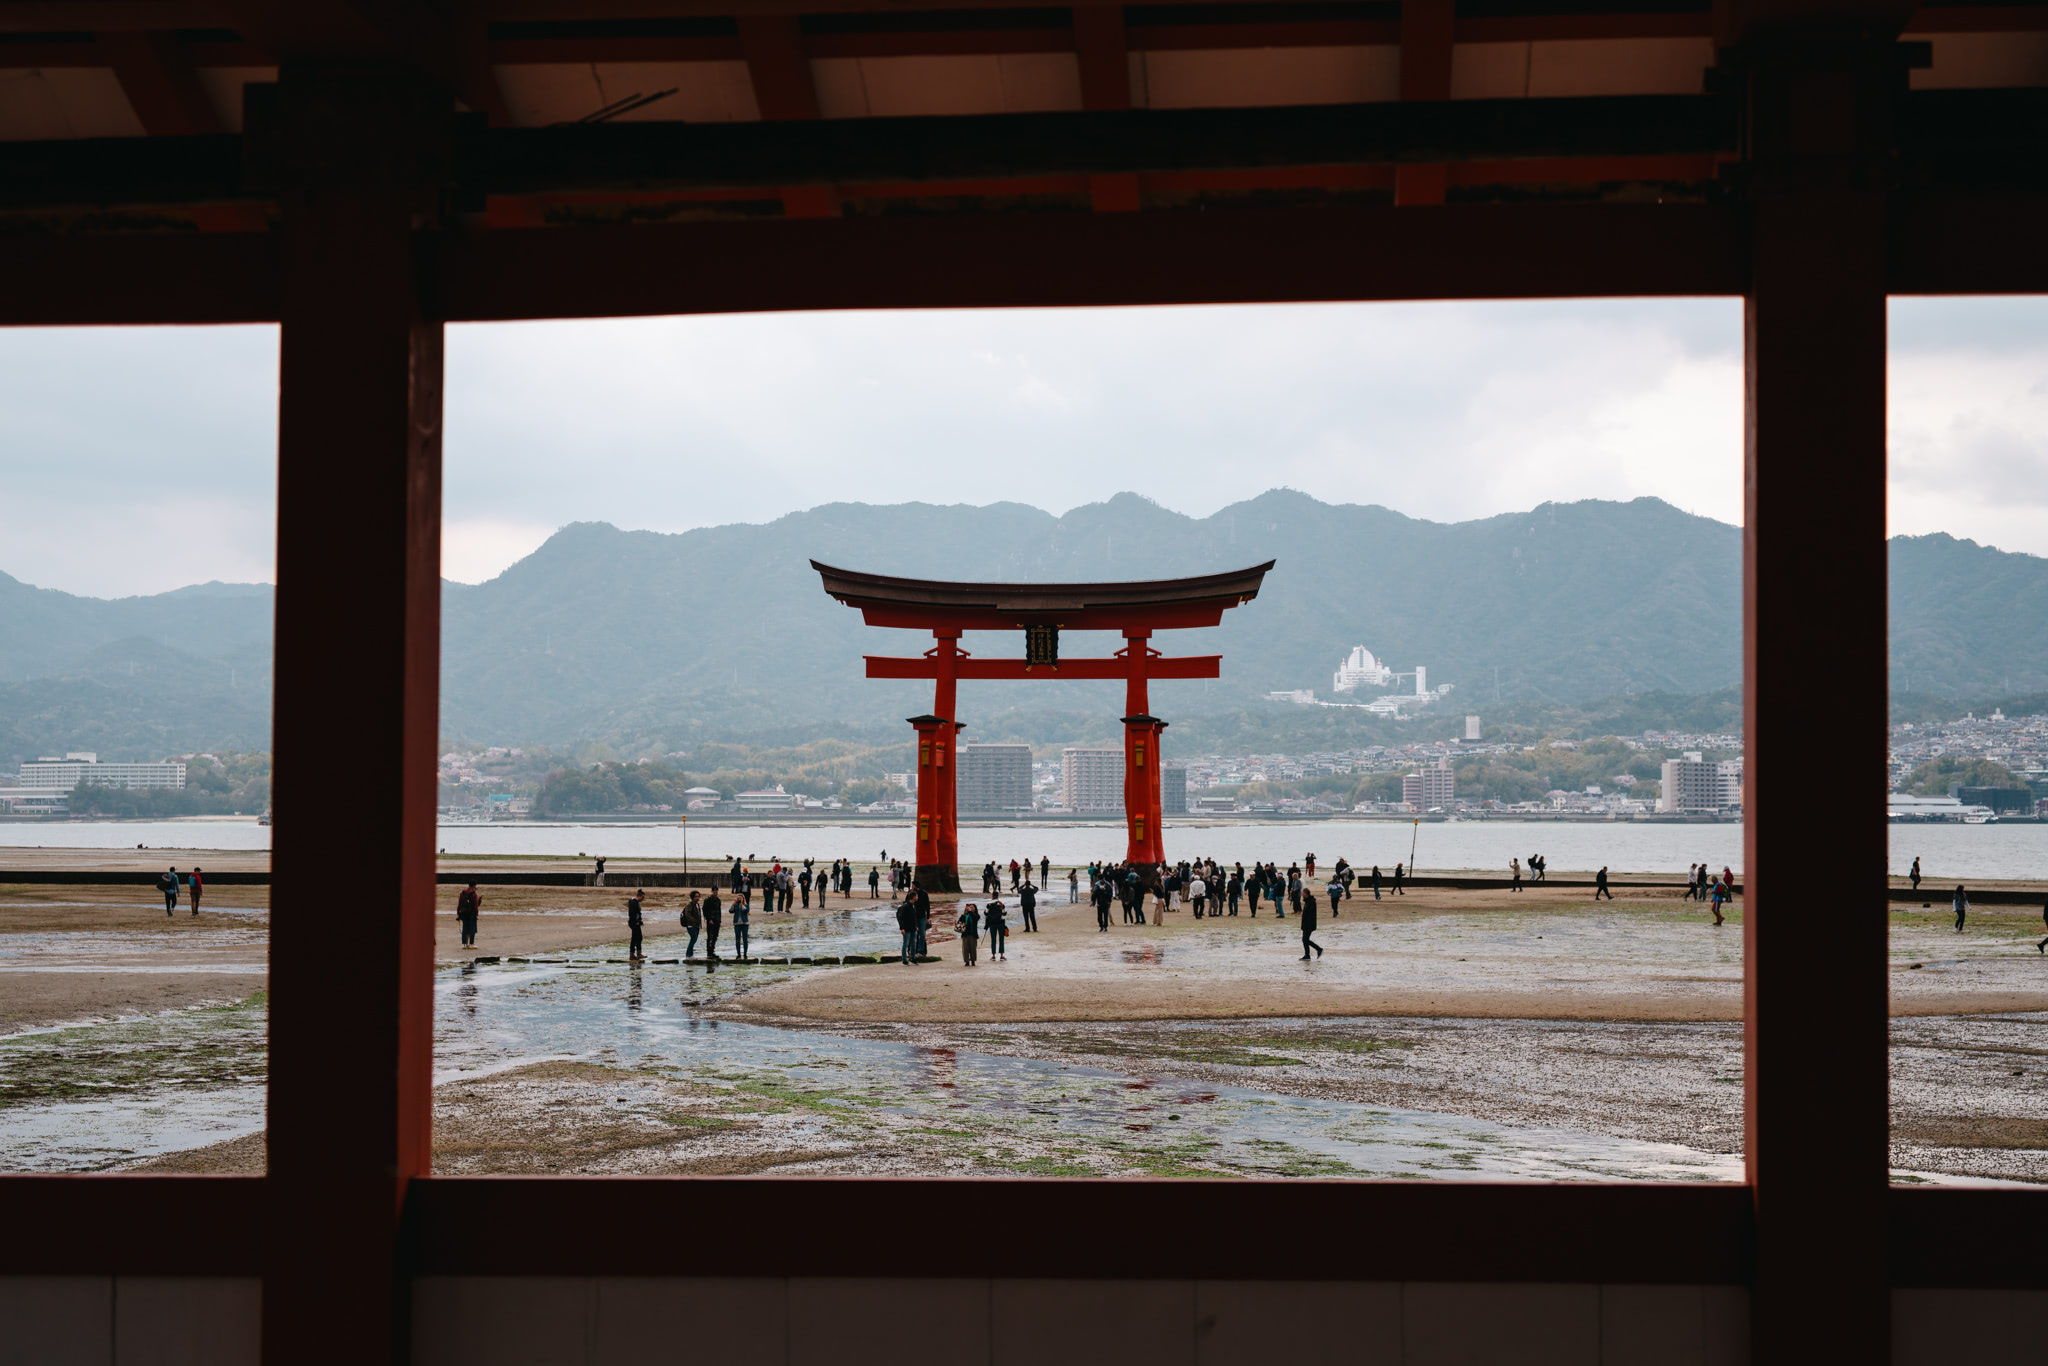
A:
[2, 298, 2043, 598]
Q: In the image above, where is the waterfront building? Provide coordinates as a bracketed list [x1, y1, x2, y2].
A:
[1162, 765, 1188, 815]
[1402, 759, 1455, 809]
[1061, 747, 1123, 812]
[958, 743, 1032, 812]
[1193, 795, 1238, 814]
[1658, 753, 1742, 813]
[734, 786, 798, 812]
[20, 755, 185, 792]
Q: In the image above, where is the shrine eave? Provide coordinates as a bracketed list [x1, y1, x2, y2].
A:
[811, 559, 1274, 631]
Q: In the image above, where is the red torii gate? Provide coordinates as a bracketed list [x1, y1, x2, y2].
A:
[814, 560, 1273, 891]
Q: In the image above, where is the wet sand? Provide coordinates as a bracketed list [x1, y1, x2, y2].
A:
[731, 886, 2048, 1026]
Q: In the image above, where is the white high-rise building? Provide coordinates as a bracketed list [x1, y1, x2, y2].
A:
[1062, 747, 1124, 811]
[1332, 645, 1394, 693]
[1658, 753, 1743, 813]
[1415, 665, 1428, 696]
[1465, 715, 1482, 741]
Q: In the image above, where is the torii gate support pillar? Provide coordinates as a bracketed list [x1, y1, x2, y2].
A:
[908, 714, 963, 893]
[1122, 713, 1167, 868]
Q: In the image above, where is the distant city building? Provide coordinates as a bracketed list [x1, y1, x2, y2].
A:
[1332, 645, 1394, 693]
[1062, 747, 1124, 811]
[959, 744, 1032, 812]
[20, 755, 185, 792]
[1193, 795, 1238, 814]
[1954, 785, 2035, 815]
[882, 772, 916, 793]
[1658, 753, 1742, 813]
[1162, 765, 1187, 815]
[734, 786, 798, 812]
[1402, 759, 1454, 809]
[1465, 715, 1482, 741]
[1266, 689, 1316, 705]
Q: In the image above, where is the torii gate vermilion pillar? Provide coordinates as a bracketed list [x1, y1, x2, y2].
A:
[815, 560, 1273, 891]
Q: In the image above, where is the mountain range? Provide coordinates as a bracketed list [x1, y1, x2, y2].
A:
[4, 491, 2046, 763]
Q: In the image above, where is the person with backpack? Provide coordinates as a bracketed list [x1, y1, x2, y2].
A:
[159, 867, 179, 916]
[985, 899, 1009, 961]
[680, 891, 702, 957]
[188, 867, 204, 916]
[1707, 877, 1727, 927]
[456, 882, 481, 947]
[957, 901, 982, 966]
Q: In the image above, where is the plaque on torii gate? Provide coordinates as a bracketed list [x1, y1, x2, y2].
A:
[813, 559, 1274, 892]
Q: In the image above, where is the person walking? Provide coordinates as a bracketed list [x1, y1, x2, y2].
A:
[681, 891, 702, 958]
[188, 867, 204, 916]
[799, 862, 813, 908]
[1391, 862, 1405, 896]
[456, 882, 481, 948]
[1510, 858, 1523, 893]
[1682, 863, 1697, 902]
[1708, 878, 1727, 927]
[626, 890, 646, 959]
[2034, 893, 2048, 954]
[1370, 865, 1382, 901]
[702, 890, 723, 961]
[160, 867, 179, 915]
[1953, 885, 1969, 933]
[1910, 857, 1922, 893]
[1326, 872, 1345, 916]
[1019, 880, 1039, 932]
[958, 902, 982, 966]
[1246, 870, 1261, 916]
[732, 892, 751, 959]
[1594, 866, 1614, 900]
[896, 897, 919, 965]
[914, 885, 932, 958]
[1534, 853, 1546, 883]
[1298, 888, 1323, 960]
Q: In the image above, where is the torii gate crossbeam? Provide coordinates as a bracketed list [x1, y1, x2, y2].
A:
[814, 560, 1273, 892]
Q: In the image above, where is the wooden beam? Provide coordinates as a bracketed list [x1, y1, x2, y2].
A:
[432, 202, 1748, 321]
[101, 29, 222, 135]
[1075, 4, 1140, 211]
[737, 14, 838, 219]
[864, 655, 1223, 680]
[1397, 0, 1454, 206]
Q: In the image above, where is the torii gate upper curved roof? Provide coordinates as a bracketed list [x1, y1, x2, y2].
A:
[812, 559, 1274, 631]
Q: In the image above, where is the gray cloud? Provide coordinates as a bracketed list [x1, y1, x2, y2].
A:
[2, 298, 2043, 599]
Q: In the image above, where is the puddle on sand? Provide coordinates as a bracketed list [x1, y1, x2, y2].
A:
[437, 951, 1744, 1182]
[0, 993, 268, 1171]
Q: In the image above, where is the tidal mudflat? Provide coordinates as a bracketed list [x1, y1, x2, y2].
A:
[3, 883, 2045, 1182]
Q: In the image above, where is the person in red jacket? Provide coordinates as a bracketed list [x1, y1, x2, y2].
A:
[189, 866, 204, 916]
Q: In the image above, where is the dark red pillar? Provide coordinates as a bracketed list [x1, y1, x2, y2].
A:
[263, 66, 448, 1366]
[908, 715, 963, 892]
[1739, 29, 1897, 1364]
[1122, 714, 1167, 868]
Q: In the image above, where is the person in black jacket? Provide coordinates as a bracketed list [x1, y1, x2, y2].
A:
[625, 890, 645, 959]
[985, 899, 1009, 960]
[701, 891, 723, 961]
[896, 897, 919, 965]
[1298, 888, 1323, 960]
[1018, 880, 1039, 932]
